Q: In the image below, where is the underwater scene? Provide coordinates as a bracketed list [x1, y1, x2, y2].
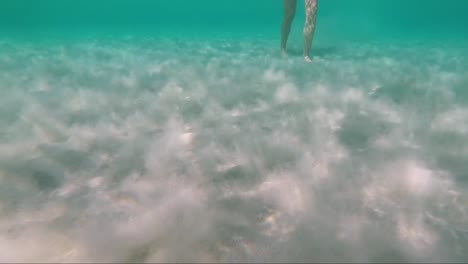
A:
[0, 0, 468, 262]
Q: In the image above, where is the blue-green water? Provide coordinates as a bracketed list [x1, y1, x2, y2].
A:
[2, 0, 468, 40]
[0, 0, 468, 263]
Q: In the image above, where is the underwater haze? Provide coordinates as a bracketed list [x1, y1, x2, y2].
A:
[0, 0, 468, 262]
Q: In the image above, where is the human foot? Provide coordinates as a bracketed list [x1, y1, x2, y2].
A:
[281, 48, 288, 57]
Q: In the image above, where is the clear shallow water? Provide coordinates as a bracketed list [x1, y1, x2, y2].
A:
[1, 1, 468, 263]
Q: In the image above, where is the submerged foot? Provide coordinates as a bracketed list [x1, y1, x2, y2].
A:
[281, 48, 288, 58]
[304, 55, 312, 63]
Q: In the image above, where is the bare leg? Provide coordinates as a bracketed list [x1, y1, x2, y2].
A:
[304, 0, 318, 62]
[281, 0, 298, 55]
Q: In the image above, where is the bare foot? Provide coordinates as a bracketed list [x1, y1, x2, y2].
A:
[281, 48, 288, 58]
[304, 56, 312, 63]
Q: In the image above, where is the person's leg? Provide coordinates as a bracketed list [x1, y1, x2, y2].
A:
[303, 0, 318, 62]
[281, 0, 298, 55]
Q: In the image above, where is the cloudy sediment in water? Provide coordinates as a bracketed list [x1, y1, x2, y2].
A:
[0, 0, 468, 262]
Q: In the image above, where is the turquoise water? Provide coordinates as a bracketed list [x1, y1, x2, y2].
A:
[2, 0, 468, 40]
[1, 0, 468, 263]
